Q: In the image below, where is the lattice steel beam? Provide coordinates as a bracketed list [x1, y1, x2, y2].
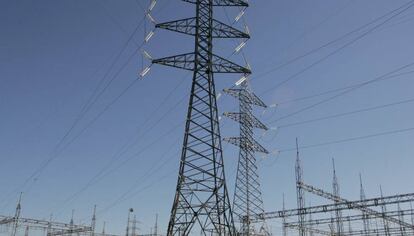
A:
[255, 192, 414, 220]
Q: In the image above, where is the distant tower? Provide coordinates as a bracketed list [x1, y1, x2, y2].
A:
[332, 159, 343, 236]
[126, 208, 133, 236]
[70, 210, 75, 236]
[153, 214, 158, 236]
[152, 0, 251, 235]
[91, 205, 97, 236]
[11, 193, 22, 236]
[379, 186, 390, 236]
[295, 139, 306, 236]
[282, 194, 287, 236]
[223, 79, 269, 236]
[102, 222, 106, 236]
[359, 174, 370, 236]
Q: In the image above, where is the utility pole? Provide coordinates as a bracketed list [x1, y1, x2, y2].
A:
[152, 0, 251, 235]
[224, 78, 269, 236]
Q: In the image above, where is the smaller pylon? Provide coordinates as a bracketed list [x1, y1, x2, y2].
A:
[223, 78, 269, 236]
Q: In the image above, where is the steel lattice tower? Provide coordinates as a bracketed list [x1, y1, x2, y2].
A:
[223, 79, 269, 236]
[152, 0, 250, 235]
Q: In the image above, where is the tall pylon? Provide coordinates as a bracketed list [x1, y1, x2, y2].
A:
[152, 0, 251, 235]
[223, 79, 269, 236]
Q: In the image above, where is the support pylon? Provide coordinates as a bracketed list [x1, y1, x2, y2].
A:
[152, 0, 251, 235]
[223, 79, 269, 236]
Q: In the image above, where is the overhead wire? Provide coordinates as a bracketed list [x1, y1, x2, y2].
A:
[271, 61, 414, 123]
[0, 0, 169, 208]
[277, 97, 414, 128]
[278, 127, 414, 153]
[257, 0, 414, 95]
[0, 13, 148, 210]
[273, 69, 414, 106]
[251, 0, 414, 86]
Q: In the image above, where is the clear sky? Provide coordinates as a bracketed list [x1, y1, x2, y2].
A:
[1, 0, 414, 235]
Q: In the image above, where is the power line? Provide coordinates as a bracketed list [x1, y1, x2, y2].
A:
[258, 1, 414, 94]
[274, 69, 414, 105]
[279, 127, 414, 153]
[272, 61, 414, 122]
[49, 73, 190, 213]
[277, 97, 414, 128]
[0, 14, 148, 207]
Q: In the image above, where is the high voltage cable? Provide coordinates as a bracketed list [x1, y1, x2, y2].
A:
[276, 97, 414, 128]
[272, 61, 414, 122]
[279, 127, 414, 153]
[0, 12, 148, 207]
[257, 1, 414, 94]
[51, 95, 187, 214]
[274, 70, 414, 105]
[257, 0, 355, 68]
[2, 0, 172, 204]
[252, 0, 414, 82]
[56, 126, 182, 217]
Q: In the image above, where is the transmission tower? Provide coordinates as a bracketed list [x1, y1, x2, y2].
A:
[152, 0, 251, 235]
[223, 79, 269, 236]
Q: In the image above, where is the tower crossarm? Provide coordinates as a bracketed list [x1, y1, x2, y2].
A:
[223, 89, 267, 107]
[299, 182, 414, 230]
[182, 0, 248, 7]
[223, 112, 268, 130]
[153, 53, 251, 74]
[156, 18, 250, 38]
[224, 137, 269, 154]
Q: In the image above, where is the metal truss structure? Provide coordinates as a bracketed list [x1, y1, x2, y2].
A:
[239, 154, 414, 236]
[223, 79, 269, 236]
[152, 0, 250, 235]
[0, 215, 93, 236]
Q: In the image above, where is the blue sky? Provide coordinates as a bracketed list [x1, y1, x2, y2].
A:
[1, 0, 414, 235]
